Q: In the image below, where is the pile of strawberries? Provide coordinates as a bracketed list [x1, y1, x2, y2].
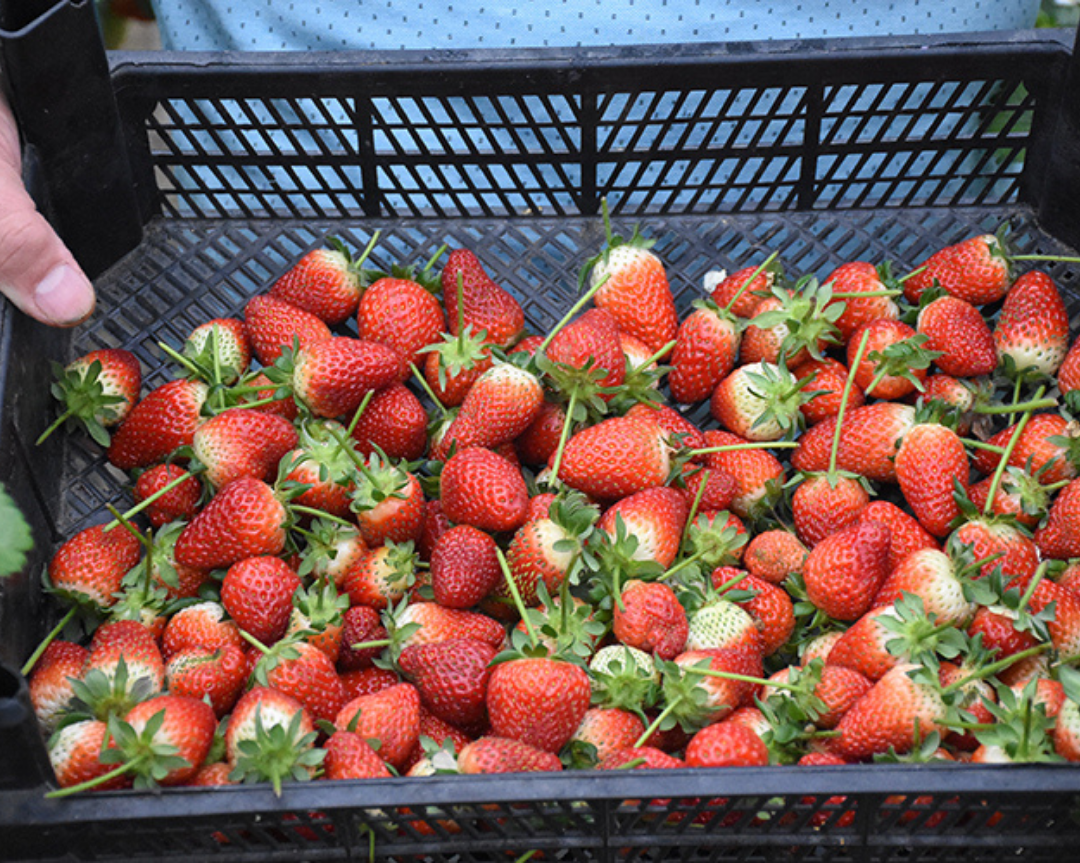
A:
[25, 213, 1080, 804]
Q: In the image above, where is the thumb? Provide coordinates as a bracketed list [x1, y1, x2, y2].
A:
[0, 98, 95, 327]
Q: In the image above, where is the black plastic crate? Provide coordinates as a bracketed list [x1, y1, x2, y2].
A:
[3, 1, 1080, 860]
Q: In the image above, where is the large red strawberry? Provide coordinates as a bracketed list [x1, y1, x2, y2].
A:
[243, 293, 332, 367]
[47, 524, 143, 611]
[439, 447, 530, 533]
[791, 473, 870, 549]
[597, 486, 689, 570]
[349, 383, 428, 461]
[457, 736, 563, 774]
[165, 643, 248, 718]
[350, 457, 425, 547]
[486, 656, 591, 753]
[557, 415, 670, 502]
[971, 412, 1078, 486]
[441, 248, 525, 348]
[429, 525, 502, 609]
[825, 260, 901, 341]
[857, 500, 940, 572]
[119, 694, 218, 787]
[269, 239, 365, 325]
[132, 464, 202, 528]
[335, 682, 421, 770]
[902, 233, 1011, 306]
[398, 637, 498, 732]
[47, 719, 129, 792]
[894, 421, 970, 538]
[107, 378, 208, 470]
[794, 356, 864, 426]
[587, 222, 678, 355]
[435, 363, 544, 458]
[342, 540, 419, 609]
[174, 476, 288, 570]
[846, 318, 932, 401]
[612, 579, 688, 660]
[916, 295, 998, 378]
[161, 600, 244, 659]
[387, 600, 507, 652]
[544, 306, 627, 395]
[685, 719, 770, 768]
[1034, 477, 1080, 560]
[291, 337, 405, 419]
[39, 348, 142, 447]
[708, 259, 779, 318]
[802, 519, 890, 621]
[192, 407, 298, 489]
[357, 276, 445, 367]
[221, 556, 302, 645]
[994, 270, 1070, 378]
[252, 638, 347, 724]
[792, 402, 915, 483]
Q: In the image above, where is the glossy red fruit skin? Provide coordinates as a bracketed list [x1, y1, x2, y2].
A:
[439, 447, 530, 533]
[556, 415, 670, 502]
[357, 277, 445, 367]
[441, 248, 525, 348]
[270, 247, 362, 325]
[293, 337, 406, 419]
[802, 520, 891, 622]
[244, 293, 333, 366]
[429, 525, 502, 609]
[107, 379, 208, 471]
[398, 637, 499, 732]
[174, 476, 287, 571]
[902, 234, 1011, 306]
[47, 524, 144, 610]
[486, 657, 591, 754]
[917, 295, 998, 378]
[349, 383, 428, 461]
[220, 555, 302, 645]
[895, 422, 971, 538]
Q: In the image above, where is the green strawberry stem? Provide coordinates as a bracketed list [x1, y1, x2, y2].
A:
[713, 569, 751, 594]
[981, 386, 1044, 517]
[894, 265, 927, 284]
[537, 275, 609, 357]
[36, 407, 79, 447]
[721, 250, 780, 315]
[409, 363, 449, 419]
[1015, 561, 1049, 615]
[350, 638, 392, 651]
[104, 503, 149, 546]
[45, 760, 136, 799]
[680, 469, 711, 547]
[344, 389, 375, 437]
[683, 664, 811, 694]
[20, 606, 77, 677]
[634, 698, 681, 748]
[495, 546, 540, 648]
[956, 552, 1004, 581]
[829, 328, 871, 477]
[686, 441, 798, 458]
[974, 396, 1056, 415]
[829, 289, 901, 299]
[961, 439, 1007, 454]
[1009, 253, 1080, 263]
[101, 471, 195, 533]
[455, 271, 467, 338]
[656, 547, 711, 583]
[291, 505, 355, 529]
[158, 341, 206, 381]
[238, 629, 272, 655]
[546, 390, 579, 487]
[613, 756, 648, 769]
[349, 230, 381, 274]
[939, 643, 1050, 696]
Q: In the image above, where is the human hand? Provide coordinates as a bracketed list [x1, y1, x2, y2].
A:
[0, 91, 95, 326]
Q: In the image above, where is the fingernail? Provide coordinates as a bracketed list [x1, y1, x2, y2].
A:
[34, 264, 95, 325]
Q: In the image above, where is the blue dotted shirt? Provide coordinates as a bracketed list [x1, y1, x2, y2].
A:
[149, 1, 1041, 51]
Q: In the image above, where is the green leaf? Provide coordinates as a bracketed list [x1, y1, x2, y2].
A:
[0, 483, 33, 578]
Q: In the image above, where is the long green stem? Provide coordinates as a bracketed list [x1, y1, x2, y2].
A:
[102, 470, 194, 533]
[496, 546, 540, 647]
[547, 390, 579, 487]
[974, 397, 1056, 415]
[45, 760, 135, 799]
[829, 328, 870, 476]
[941, 643, 1051, 696]
[538, 276, 609, 356]
[686, 441, 798, 457]
[982, 387, 1044, 517]
[409, 363, 448, 419]
[20, 607, 78, 677]
[722, 250, 780, 315]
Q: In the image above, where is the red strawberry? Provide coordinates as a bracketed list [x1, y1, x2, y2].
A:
[439, 447, 529, 533]
[545, 306, 627, 395]
[708, 260, 779, 318]
[236, 370, 299, 421]
[47, 524, 143, 610]
[291, 337, 405, 419]
[514, 400, 566, 466]
[1034, 477, 1080, 560]
[1058, 331, 1080, 396]
[857, 500, 940, 572]
[430, 525, 502, 609]
[107, 379, 208, 470]
[349, 383, 428, 461]
[916, 295, 998, 378]
[165, 644, 248, 718]
[340, 667, 400, 702]
[902, 233, 1011, 306]
[253, 638, 347, 724]
[357, 276, 445, 367]
[47, 719, 128, 792]
[679, 463, 738, 513]
[873, 547, 975, 626]
[564, 707, 647, 768]
[29, 641, 88, 731]
[597, 745, 685, 771]
[792, 402, 915, 484]
[441, 248, 525, 348]
[670, 646, 764, 727]
[269, 240, 364, 325]
[685, 720, 769, 767]
[743, 529, 808, 585]
[435, 363, 544, 458]
[243, 293, 332, 367]
[501, 495, 598, 605]
[324, 730, 392, 780]
[39, 348, 141, 447]
[833, 664, 945, 760]
[967, 605, 1039, 663]
[794, 356, 864, 426]
[727, 571, 796, 656]
[738, 280, 838, 368]
[220, 555, 302, 645]
[846, 318, 931, 401]
[967, 470, 1051, 531]
[486, 657, 591, 753]
[557, 415, 670, 502]
[791, 473, 869, 549]
[133, 464, 201, 528]
[971, 412, 1078, 486]
[948, 518, 1039, 585]
[387, 601, 507, 651]
[994, 270, 1070, 377]
[625, 402, 708, 454]
[161, 600, 244, 659]
[121, 694, 217, 786]
[342, 540, 419, 609]
[78, 623, 166, 720]
[894, 421, 970, 538]
[422, 332, 493, 407]
[174, 477, 287, 570]
[696, 429, 786, 519]
[192, 407, 298, 489]
[225, 686, 321, 794]
[710, 361, 810, 441]
[458, 736, 563, 774]
[334, 604, 387, 672]
[281, 422, 357, 521]
[351, 459, 425, 547]
[802, 520, 890, 621]
[587, 225, 678, 355]
[597, 486, 689, 570]
[398, 637, 498, 732]
[335, 682, 421, 770]
[612, 579, 688, 660]
[825, 260, 900, 341]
